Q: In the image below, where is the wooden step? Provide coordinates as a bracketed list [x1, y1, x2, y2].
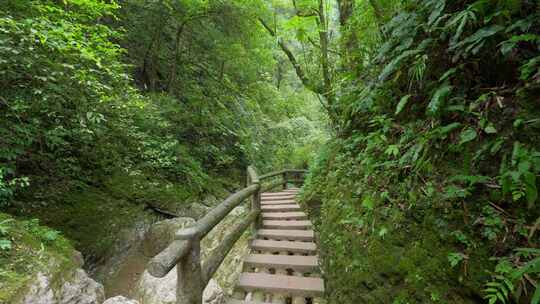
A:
[250, 239, 317, 254]
[261, 204, 300, 212]
[260, 199, 296, 205]
[261, 212, 307, 220]
[227, 300, 272, 304]
[262, 192, 294, 196]
[261, 196, 296, 201]
[262, 220, 311, 230]
[244, 254, 318, 272]
[257, 229, 314, 241]
[237, 273, 324, 297]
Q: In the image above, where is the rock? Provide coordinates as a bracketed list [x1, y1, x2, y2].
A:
[103, 296, 140, 304]
[72, 250, 85, 267]
[141, 217, 195, 258]
[179, 203, 211, 219]
[137, 270, 224, 304]
[59, 269, 105, 304]
[19, 267, 105, 304]
[136, 206, 251, 304]
[203, 279, 225, 304]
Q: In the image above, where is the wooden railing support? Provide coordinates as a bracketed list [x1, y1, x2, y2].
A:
[247, 166, 261, 230]
[282, 171, 288, 189]
[176, 235, 202, 304]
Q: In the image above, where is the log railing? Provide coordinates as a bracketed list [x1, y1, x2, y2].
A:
[147, 166, 308, 304]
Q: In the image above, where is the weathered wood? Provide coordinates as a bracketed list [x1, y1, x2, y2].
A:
[175, 184, 259, 241]
[147, 239, 191, 278]
[247, 166, 261, 230]
[244, 254, 319, 272]
[285, 169, 308, 174]
[177, 237, 202, 304]
[250, 239, 317, 254]
[259, 170, 286, 180]
[237, 273, 324, 297]
[282, 171, 288, 189]
[247, 166, 260, 184]
[201, 210, 259, 285]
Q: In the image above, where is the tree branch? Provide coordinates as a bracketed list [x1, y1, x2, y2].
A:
[258, 17, 320, 94]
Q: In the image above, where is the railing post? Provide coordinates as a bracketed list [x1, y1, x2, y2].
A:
[247, 166, 261, 230]
[282, 171, 288, 190]
[176, 229, 202, 304]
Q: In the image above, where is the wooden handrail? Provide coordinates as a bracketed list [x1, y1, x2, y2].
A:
[259, 169, 307, 180]
[146, 166, 307, 304]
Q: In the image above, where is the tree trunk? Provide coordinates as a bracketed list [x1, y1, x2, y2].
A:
[167, 21, 187, 93]
[317, 0, 333, 106]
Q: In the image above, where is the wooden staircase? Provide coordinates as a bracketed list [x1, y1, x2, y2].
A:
[231, 188, 325, 303]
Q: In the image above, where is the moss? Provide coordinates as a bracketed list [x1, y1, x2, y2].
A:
[7, 169, 231, 267]
[8, 171, 191, 263]
[300, 145, 496, 304]
[0, 213, 77, 303]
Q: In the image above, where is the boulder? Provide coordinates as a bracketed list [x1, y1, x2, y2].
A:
[19, 267, 104, 304]
[103, 296, 140, 304]
[141, 217, 195, 258]
[136, 206, 251, 304]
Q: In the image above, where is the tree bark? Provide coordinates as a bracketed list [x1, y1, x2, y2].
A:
[167, 21, 187, 93]
[258, 17, 315, 93]
[317, 0, 333, 104]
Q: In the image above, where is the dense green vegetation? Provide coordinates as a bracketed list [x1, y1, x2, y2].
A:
[1, 0, 539, 303]
[0, 0, 325, 298]
[297, 0, 540, 303]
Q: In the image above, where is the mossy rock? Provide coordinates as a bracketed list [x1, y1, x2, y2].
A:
[0, 213, 102, 303]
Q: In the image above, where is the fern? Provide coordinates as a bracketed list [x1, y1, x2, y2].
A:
[427, 83, 452, 116]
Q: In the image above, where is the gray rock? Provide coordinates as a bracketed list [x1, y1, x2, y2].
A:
[19, 267, 104, 304]
[180, 203, 211, 219]
[59, 269, 105, 304]
[103, 296, 140, 304]
[141, 217, 195, 258]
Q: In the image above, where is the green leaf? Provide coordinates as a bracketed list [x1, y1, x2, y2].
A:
[379, 49, 422, 81]
[452, 25, 505, 51]
[531, 285, 540, 304]
[484, 124, 497, 134]
[524, 172, 537, 208]
[395, 95, 411, 115]
[362, 196, 375, 210]
[427, 83, 453, 116]
[0, 239, 11, 251]
[378, 227, 388, 238]
[459, 128, 477, 145]
[438, 122, 462, 135]
[385, 145, 400, 157]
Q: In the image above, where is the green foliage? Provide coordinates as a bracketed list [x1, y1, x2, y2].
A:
[0, 212, 75, 303]
[484, 248, 540, 304]
[301, 0, 540, 302]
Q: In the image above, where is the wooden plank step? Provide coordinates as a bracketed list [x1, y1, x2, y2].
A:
[237, 273, 324, 297]
[261, 196, 296, 201]
[257, 229, 314, 241]
[260, 199, 296, 205]
[227, 300, 272, 304]
[263, 220, 312, 229]
[244, 254, 318, 272]
[262, 192, 294, 196]
[261, 212, 307, 220]
[261, 204, 300, 212]
[250, 239, 317, 254]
